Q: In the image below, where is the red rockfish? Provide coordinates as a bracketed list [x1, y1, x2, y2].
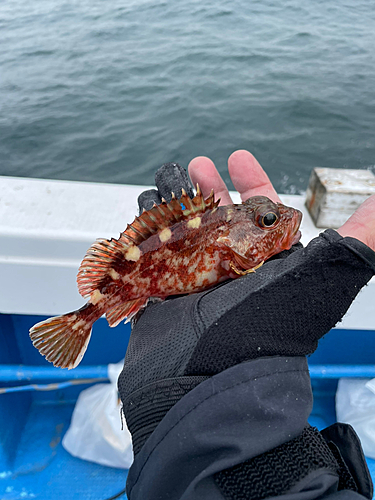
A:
[29, 187, 302, 369]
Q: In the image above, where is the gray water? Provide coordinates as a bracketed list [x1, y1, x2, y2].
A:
[1, 0, 375, 194]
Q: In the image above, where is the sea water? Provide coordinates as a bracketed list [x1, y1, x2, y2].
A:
[1, 0, 374, 193]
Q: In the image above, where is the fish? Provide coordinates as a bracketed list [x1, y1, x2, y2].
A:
[29, 186, 302, 369]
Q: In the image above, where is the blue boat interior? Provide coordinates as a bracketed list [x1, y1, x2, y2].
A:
[0, 314, 374, 499]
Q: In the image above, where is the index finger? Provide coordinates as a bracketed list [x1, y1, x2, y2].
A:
[228, 150, 281, 203]
[188, 156, 233, 205]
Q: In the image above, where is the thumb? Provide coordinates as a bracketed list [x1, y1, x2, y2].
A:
[337, 194, 375, 252]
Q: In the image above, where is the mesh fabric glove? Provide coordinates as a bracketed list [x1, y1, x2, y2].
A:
[118, 162, 375, 460]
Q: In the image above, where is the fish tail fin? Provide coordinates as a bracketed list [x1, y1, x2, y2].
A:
[29, 308, 96, 369]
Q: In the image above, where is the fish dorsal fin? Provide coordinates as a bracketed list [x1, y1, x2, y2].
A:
[77, 185, 218, 298]
[119, 185, 218, 247]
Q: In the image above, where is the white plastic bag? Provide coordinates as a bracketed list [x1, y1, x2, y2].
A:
[336, 378, 375, 459]
[62, 360, 133, 469]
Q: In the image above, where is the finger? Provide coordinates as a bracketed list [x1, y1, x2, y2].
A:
[228, 150, 281, 203]
[188, 156, 232, 205]
[155, 162, 194, 202]
[138, 189, 161, 213]
[337, 194, 375, 252]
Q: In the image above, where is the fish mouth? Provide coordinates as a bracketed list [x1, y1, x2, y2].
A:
[290, 210, 303, 246]
[291, 230, 301, 245]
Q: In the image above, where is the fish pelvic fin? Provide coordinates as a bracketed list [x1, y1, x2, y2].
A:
[229, 260, 264, 275]
[106, 297, 148, 327]
[29, 308, 97, 369]
[119, 184, 219, 247]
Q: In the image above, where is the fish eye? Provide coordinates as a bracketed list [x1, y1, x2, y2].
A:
[259, 212, 278, 228]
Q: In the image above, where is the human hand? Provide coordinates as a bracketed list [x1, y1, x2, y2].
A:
[119, 150, 375, 454]
[188, 149, 282, 205]
[120, 151, 375, 500]
[189, 149, 375, 252]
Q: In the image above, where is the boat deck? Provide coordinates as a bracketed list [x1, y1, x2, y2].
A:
[0, 176, 374, 499]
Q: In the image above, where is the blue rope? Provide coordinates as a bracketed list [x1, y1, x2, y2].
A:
[0, 378, 108, 394]
[1, 365, 374, 394]
[0, 364, 109, 381]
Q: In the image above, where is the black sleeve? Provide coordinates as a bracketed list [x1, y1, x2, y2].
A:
[120, 229, 375, 459]
[125, 357, 373, 500]
[185, 229, 375, 375]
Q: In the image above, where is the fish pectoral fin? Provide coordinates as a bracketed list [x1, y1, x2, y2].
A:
[217, 235, 264, 274]
[77, 237, 130, 298]
[29, 312, 93, 369]
[106, 298, 147, 327]
[217, 233, 249, 261]
[229, 246, 264, 274]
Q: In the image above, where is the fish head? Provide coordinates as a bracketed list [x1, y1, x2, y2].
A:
[240, 195, 303, 263]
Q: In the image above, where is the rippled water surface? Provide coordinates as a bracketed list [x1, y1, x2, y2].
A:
[1, 0, 374, 193]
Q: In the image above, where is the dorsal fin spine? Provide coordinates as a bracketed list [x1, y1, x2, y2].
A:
[169, 198, 181, 211]
[147, 211, 159, 224]
[147, 208, 165, 227]
[183, 195, 194, 211]
[138, 214, 149, 228]
[156, 203, 170, 219]
[119, 233, 137, 245]
[138, 217, 151, 230]
[199, 190, 208, 207]
[127, 224, 145, 239]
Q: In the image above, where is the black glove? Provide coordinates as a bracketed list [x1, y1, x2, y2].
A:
[118, 163, 375, 500]
[137, 162, 195, 211]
